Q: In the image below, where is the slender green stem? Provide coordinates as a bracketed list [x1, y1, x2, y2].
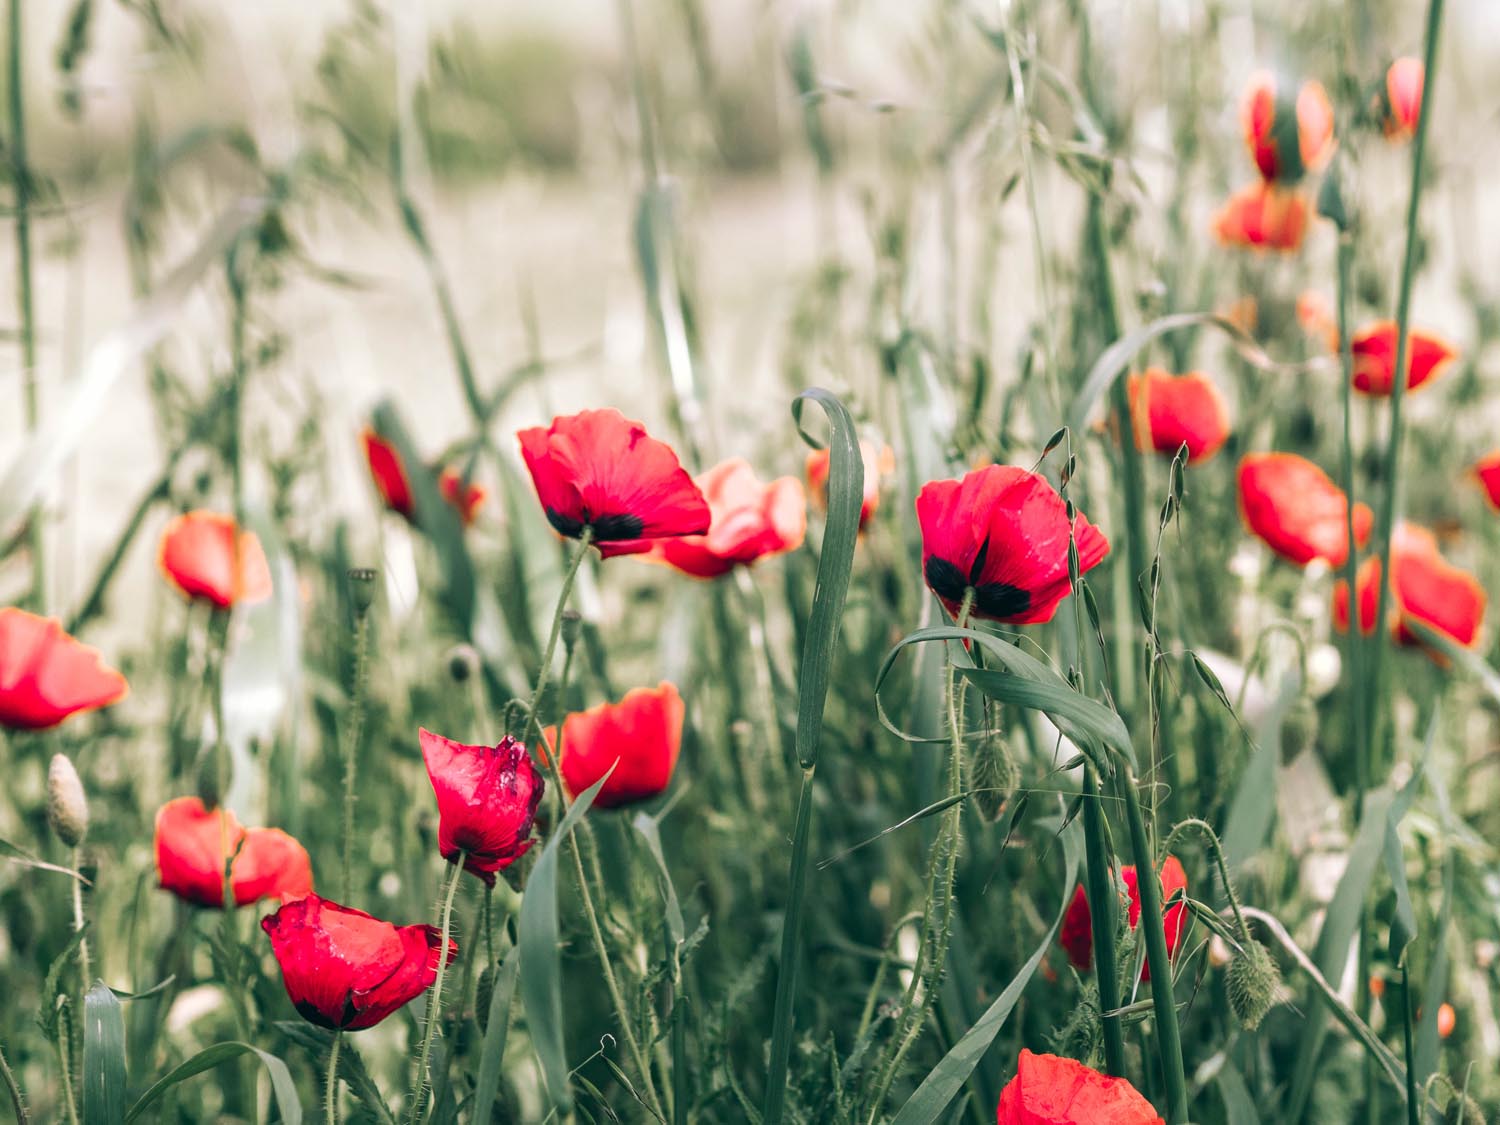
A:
[1335, 234, 1367, 804]
[408, 857, 464, 1124]
[764, 768, 816, 1125]
[0, 1038, 26, 1125]
[55, 1011, 79, 1125]
[65, 478, 170, 634]
[71, 848, 91, 1002]
[1400, 964, 1420, 1125]
[340, 611, 373, 902]
[522, 531, 594, 748]
[325, 1032, 343, 1125]
[1081, 766, 1126, 1075]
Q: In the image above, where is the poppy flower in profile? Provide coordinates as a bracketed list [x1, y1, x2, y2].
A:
[517, 409, 710, 557]
[1059, 856, 1188, 983]
[996, 1049, 1164, 1125]
[0, 609, 128, 730]
[158, 511, 273, 610]
[916, 466, 1108, 625]
[1472, 452, 1500, 510]
[1349, 321, 1457, 396]
[543, 682, 684, 809]
[363, 430, 486, 526]
[1380, 57, 1424, 141]
[154, 796, 313, 908]
[807, 440, 896, 530]
[1333, 524, 1485, 654]
[1213, 182, 1309, 252]
[1241, 71, 1334, 183]
[438, 468, 487, 526]
[1126, 368, 1231, 464]
[261, 893, 456, 1031]
[1238, 453, 1372, 567]
[627, 459, 806, 578]
[419, 730, 544, 885]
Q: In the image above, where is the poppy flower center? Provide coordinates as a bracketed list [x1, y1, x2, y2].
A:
[923, 556, 1030, 620]
[544, 508, 646, 541]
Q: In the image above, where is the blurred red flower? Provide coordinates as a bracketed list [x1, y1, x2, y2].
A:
[154, 796, 313, 908]
[916, 466, 1108, 625]
[1059, 856, 1188, 982]
[543, 682, 684, 809]
[517, 409, 709, 557]
[1350, 321, 1456, 396]
[419, 729, 544, 885]
[1241, 71, 1334, 183]
[363, 430, 487, 526]
[0, 609, 128, 730]
[996, 1049, 1164, 1125]
[1213, 182, 1309, 252]
[1127, 368, 1231, 464]
[1472, 451, 1500, 510]
[261, 893, 455, 1031]
[1381, 57, 1424, 141]
[1333, 524, 1485, 653]
[157, 511, 273, 610]
[1238, 453, 1372, 567]
[438, 467, 487, 526]
[807, 440, 895, 530]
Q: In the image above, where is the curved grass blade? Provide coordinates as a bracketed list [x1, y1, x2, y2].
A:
[83, 983, 127, 1125]
[1216, 1064, 1261, 1125]
[471, 945, 521, 1124]
[126, 1041, 301, 1124]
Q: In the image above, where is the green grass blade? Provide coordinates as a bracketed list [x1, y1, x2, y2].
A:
[83, 983, 127, 1125]
[1216, 1064, 1261, 1125]
[471, 945, 521, 1124]
[126, 1041, 302, 1124]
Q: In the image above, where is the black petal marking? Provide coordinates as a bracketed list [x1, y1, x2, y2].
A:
[545, 509, 585, 538]
[971, 582, 1030, 620]
[589, 513, 646, 540]
[924, 556, 970, 602]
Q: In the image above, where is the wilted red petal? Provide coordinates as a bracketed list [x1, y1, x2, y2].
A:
[1127, 369, 1231, 464]
[1240, 72, 1333, 182]
[1350, 322, 1457, 395]
[157, 511, 273, 609]
[154, 796, 313, 908]
[1383, 57, 1424, 141]
[0, 609, 128, 731]
[1238, 453, 1371, 567]
[363, 430, 416, 520]
[996, 1049, 1164, 1125]
[1213, 182, 1308, 252]
[542, 682, 684, 809]
[420, 730, 543, 885]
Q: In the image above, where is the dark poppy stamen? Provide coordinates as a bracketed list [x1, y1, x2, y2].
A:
[545, 509, 586, 538]
[972, 583, 1031, 620]
[924, 556, 971, 603]
[588, 512, 647, 540]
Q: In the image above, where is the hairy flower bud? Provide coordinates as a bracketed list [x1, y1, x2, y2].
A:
[47, 754, 89, 847]
[475, 965, 495, 1033]
[1444, 1093, 1484, 1125]
[560, 609, 583, 652]
[1047, 983, 1102, 1067]
[1227, 938, 1281, 1031]
[971, 733, 1018, 823]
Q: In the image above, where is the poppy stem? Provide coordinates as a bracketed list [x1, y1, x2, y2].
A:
[1080, 766, 1127, 1076]
[1400, 964, 1420, 1125]
[70, 847, 91, 1006]
[408, 857, 464, 1125]
[54, 1009, 79, 1125]
[325, 1031, 342, 1125]
[0, 1039, 26, 1125]
[340, 607, 373, 903]
[524, 529, 594, 747]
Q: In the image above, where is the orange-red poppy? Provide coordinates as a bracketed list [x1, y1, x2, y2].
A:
[1350, 321, 1457, 395]
[158, 511, 273, 610]
[1213, 182, 1309, 252]
[1059, 856, 1188, 982]
[154, 796, 313, 908]
[1472, 451, 1500, 510]
[0, 609, 128, 730]
[1333, 523, 1485, 653]
[807, 440, 895, 530]
[1127, 368, 1231, 464]
[1238, 453, 1372, 567]
[1241, 71, 1334, 182]
[996, 1050, 1164, 1125]
[438, 468, 487, 526]
[542, 682, 684, 809]
[1381, 57, 1424, 141]
[364, 429, 486, 526]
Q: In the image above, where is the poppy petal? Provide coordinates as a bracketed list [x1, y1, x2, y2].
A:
[542, 682, 685, 809]
[0, 609, 128, 730]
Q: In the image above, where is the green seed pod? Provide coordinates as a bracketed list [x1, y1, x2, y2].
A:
[348, 568, 378, 615]
[971, 734, 1018, 823]
[47, 755, 89, 848]
[560, 609, 583, 652]
[446, 644, 479, 684]
[1227, 938, 1282, 1031]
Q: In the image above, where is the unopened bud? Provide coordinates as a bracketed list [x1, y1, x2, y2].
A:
[446, 644, 479, 683]
[1227, 938, 1281, 1031]
[348, 568, 378, 615]
[1047, 983, 1101, 1066]
[47, 755, 89, 848]
[971, 734, 1018, 823]
[560, 610, 583, 652]
[475, 966, 495, 1033]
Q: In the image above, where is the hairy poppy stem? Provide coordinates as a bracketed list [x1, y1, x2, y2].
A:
[340, 607, 373, 903]
[325, 1031, 342, 1125]
[408, 856, 464, 1125]
[0, 1039, 26, 1125]
[54, 1009, 78, 1125]
[70, 847, 90, 1005]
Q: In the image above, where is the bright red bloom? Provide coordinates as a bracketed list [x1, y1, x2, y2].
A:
[807, 440, 896, 530]
[627, 458, 806, 578]
[517, 409, 710, 557]
[1238, 453, 1372, 567]
[154, 796, 313, 909]
[1333, 524, 1486, 653]
[1213, 182, 1309, 252]
[543, 682, 684, 809]
[363, 429, 416, 520]
[419, 730, 543, 885]
[261, 893, 455, 1031]
[916, 466, 1108, 625]
[1472, 451, 1500, 511]
[997, 1050, 1163, 1125]
[1059, 857, 1188, 983]
[0, 609, 128, 730]
[1241, 71, 1334, 182]
[1381, 57, 1424, 141]
[1350, 321, 1456, 395]
[157, 511, 273, 610]
[438, 468, 487, 526]
[1126, 368, 1231, 464]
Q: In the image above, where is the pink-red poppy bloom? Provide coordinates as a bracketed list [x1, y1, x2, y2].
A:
[1238, 453, 1372, 567]
[543, 682, 684, 809]
[1213, 182, 1309, 252]
[419, 730, 544, 885]
[261, 893, 455, 1031]
[807, 440, 896, 530]
[1472, 451, 1500, 511]
[916, 466, 1108, 625]
[363, 430, 487, 526]
[1333, 524, 1486, 653]
[1350, 321, 1457, 396]
[996, 1049, 1164, 1125]
[626, 458, 806, 578]
[1241, 71, 1335, 183]
[439, 468, 487, 526]
[1381, 57, 1424, 141]
[0, 609, 128, 730]
[157, 511, 273, 610]
[517, 409, 710, 557]
[1059, 856, 1188, 983]
[1127, 368, 1231, 464]
[154, 796, 313, 909]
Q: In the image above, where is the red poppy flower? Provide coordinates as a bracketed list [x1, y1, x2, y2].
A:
[419, 729, 543, 885]
[1241, 71, 1334, 182]
[1059, 856, 1188, 983]
[261, 893, 456, 1031]
[438, 468, 487, 526]
[1238, 453, 1372, 567]
[542, 682, 684, 809]
[625, 458, 806, 578]
[1213, 182, 1309, 252]
[1472, 451, 1500, 510]
[1349, 321, 1457, 396]
[1126, 368, 1231, 464]
[363, 429, 416, 520]
[154, 796, 313, 908]
[996, 1049, 1164, 1125]
[517, 409, 710, 557]
[1381, 57, 1424, 141]
[807, 440, 896, 530]
[157, 511, 273, 610]
[0, 609, 128, 730]
[1333, 524, 1485, 653]
[916, 466, 1108, 625]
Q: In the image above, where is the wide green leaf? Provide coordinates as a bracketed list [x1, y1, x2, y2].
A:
[83, 983, 127, 1125]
